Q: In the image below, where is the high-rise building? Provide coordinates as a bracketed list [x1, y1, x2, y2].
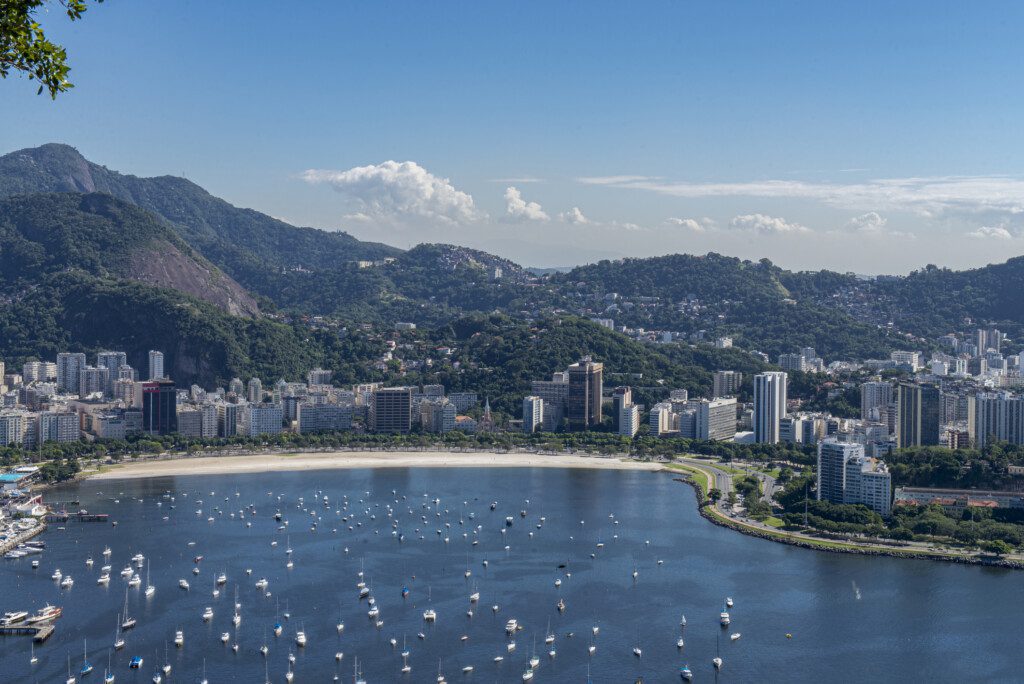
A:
[611, 386, 632, 431]
[148, 350, 165, 380]
[977, 328, 1004, 353]
[22, 361, 57, 384]
[712, 371, 743, 399]
[890, 350, 921, 371]
[649, 402, 675, 436]
[247, 377, 263, 404]
[96, 351, 127, 392]
[567, 359, 603, 430]
[860, 381, 893, 421]
[522, 396, 544, 434]
[141, 379, 177, 435]
[619, 403, 640, 437]
[817, 439, 892, 516]
[969, 393, 1024, 448]
[297, 403, 353, 433]
[56, 352, 86, 394]
[695, 397, 737, 441]
[177, 408, 204, 438]
[228, 377, 244, 396]
[307, 368, 333, 386]
[217, 402, 242, 437]
[240, 403, 284, 437]
[896, 383, 941, 448]
[371, 387, 413, 434]
[38, 411, 79, 444]
[753, 372, 787, 444]
[777, 353, 807, 372]
[78, 365, 110, 398]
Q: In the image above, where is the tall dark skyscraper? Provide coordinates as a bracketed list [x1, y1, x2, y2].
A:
[142, 379, 177, 435]
[372, 387, 413, 434]
[896, 382, 940, 447]
[567, 358, 603, 430]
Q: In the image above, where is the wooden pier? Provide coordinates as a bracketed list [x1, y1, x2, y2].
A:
[0, 623, 55, 641]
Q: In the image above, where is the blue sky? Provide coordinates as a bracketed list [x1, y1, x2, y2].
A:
[3, 1, 1024, 271]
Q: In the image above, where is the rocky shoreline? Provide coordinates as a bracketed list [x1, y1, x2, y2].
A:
[671, 476, 1024, 571]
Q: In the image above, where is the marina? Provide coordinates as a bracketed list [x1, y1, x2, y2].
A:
[1, 466, 1022, 681]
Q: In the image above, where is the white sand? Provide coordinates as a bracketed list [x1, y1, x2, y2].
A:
[87, 450, 662, 480]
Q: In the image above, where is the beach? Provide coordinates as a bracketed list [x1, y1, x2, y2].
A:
[86, 450, 662, 480]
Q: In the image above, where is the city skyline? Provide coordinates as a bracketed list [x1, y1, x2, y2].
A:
[4, 2, 1024, 272]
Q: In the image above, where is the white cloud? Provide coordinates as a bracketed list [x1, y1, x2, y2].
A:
[968, 225, 1014, 239]
[503, 186, 549, 221]
[578, 174, 1024, 220]
[666, 217, 708, 232]
[846, 211, 887, 233]
[559, 207, 590, 224]
[730, 213, 810, 234]
[302, 161, 480, 224]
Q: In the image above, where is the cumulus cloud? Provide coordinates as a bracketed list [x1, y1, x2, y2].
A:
[730, 213, 810, 234]
[968, 225, 1014, 239]
[302, 161, 480, 224]
[666, 217, 710, 232]
[559, 207, 590, 224]
[578, 174, 1024, 221]
[503, 186, 549, 221]
[846, 211, 887, 233]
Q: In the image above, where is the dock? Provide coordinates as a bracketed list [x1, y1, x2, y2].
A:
[0, 623, 55, 641]
[0, 522, 46, 555]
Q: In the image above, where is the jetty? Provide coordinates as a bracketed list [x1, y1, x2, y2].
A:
[0, 623, 55, 641]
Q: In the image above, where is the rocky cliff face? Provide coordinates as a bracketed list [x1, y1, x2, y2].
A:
[129, 240, 260, 317]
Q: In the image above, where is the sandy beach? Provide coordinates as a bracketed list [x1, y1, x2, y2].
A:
[86, 450, 662, 480]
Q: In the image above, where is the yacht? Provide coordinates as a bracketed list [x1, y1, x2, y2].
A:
[726, 597, 734, 608]
[120, 566, 134, 578]
[61, 575, 75, 588]
[174, 631, 183, 647]
[505, 618, 518, 634]
[178, 579, 190, 590]
[97, 574, 111, 585]
[720, 610, 731, 626]
[128, 574, 141, 587]
[216, 573, 227, 585]
[522, 668, 534, 681]
[202, 607, 214, 621]
[731, 632, 741, 641]
[679, 665, 693, 680]
[295, 629, 307, 647]
[423, 608, 437, 622]
[219, 632, 229, 644]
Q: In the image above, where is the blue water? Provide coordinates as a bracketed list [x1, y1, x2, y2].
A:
[1, 467, 1022, 682]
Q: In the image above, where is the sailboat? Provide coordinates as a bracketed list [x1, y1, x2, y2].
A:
[200, 658, 208, 684]
[104, 650, 115, 683]
[81, 638, 93, 675]
[144, 565, 155, 597]
[633, 628, 642, 658]
[713, 632, 723, 670]
[529, 638, 539, 668]
[121, 587, 136, 630]
[113, 614, 125, 650]
[401, 635, 411, 673]
[30, 641, 38, 665]
[162, 642, 171, 675]
[66, 653, 76, 684]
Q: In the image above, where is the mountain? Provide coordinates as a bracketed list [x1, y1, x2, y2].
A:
[0, 193, 384, 386]
[0, 192, 259, 316]
[548, 254, 902, 359]
[0, 143, 401, 308]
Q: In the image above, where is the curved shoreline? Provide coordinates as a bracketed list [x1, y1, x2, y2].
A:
[84, 449, 662, 480]
[670, 472, 1024, 570]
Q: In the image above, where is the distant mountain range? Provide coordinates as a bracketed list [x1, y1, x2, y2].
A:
[0, 143, 1021, 387]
